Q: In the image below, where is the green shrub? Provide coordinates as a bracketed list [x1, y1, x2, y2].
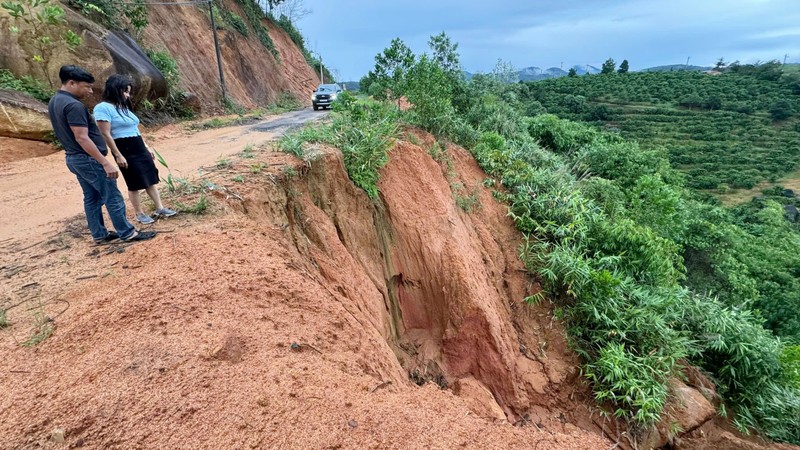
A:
[469, 120, 800, 440]
[144, 48, 194, 119]
[278, 92, 399, 199]
[67, 0, 147, 33]
[0, 69, 52, 102]
[233, 0, 279, 60]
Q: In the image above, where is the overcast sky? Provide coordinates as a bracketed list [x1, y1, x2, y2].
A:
[294, 0, 800, 81]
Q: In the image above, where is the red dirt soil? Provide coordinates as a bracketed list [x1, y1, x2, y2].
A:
[0, 132, 613, 449]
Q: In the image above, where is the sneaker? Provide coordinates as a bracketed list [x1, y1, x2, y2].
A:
[136, 213, 155, 224]
[154, 208, 177, 217]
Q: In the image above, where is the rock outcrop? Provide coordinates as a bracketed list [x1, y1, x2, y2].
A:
[0, 89, 51, 141]
[1, 0, 319, 113]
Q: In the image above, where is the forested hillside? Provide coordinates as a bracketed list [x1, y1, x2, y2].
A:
[305, 40, 800, 444]
[521, 65, 800, 192]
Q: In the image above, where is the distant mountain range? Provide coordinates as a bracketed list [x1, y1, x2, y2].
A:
[342, 62, 744, 90]
[464, 65, 601, 81]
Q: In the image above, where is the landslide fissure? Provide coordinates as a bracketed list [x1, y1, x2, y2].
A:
[236, 135, 605, 435]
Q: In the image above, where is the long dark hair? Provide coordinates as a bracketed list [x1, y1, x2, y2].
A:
[102, 74, 134, 116]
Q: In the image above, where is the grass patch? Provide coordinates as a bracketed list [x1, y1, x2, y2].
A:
[240, 144, 255, 158]
[278, 92, 399, 199]
[174, 192, 209, 215]
[452, 182, 481, 212]
[21, 311, 54, 347]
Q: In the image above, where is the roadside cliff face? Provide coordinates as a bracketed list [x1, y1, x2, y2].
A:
[0, 0, 319, 112]
[137, 2, 319, 111]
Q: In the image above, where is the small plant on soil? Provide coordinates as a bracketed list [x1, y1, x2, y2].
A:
[451, 182, 480, 212]
[282, 166, 298, 179]
[0, 309, 8, 328]
[216, 157, 232, 169]
[231, 175, 244, 183]
[174, 192, 208, 215]
[21, 311, 53, 347]
[249, 163, 265, 174]
[240, 144, 255, 158]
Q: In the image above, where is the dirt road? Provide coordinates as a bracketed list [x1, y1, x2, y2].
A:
[0, 108, 327, 242]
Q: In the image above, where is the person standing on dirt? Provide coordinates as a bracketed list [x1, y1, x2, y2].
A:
[94, 74, 177, 225]
[47, 65, 156, 243]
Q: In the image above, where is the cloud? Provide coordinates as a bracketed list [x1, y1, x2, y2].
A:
[297, 0, 800, 80]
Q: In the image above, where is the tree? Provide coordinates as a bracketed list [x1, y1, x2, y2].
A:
[271, 0, 310, 22]
[770, 99, 795, 121]
[714, 57, 727, 71]
[492, 59, 518, 83]
[618, 59, 629, 74]
[428, 32, 461, 79]
[2, 0, 82, 87]
[568, 67, 577, 77]
[601, 58, 616, 74]
[365, 38, 415, 100]
[261, 0, 286, 10]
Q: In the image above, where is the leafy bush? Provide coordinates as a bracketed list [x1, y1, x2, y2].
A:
[67, 0, 147, 33]
[469, 124, 800, 440]
[234, 0, 279, 60]
[215, 4, 248, 36]
[770, 99, 795, 120]
[144, 48, 194, 119]
[3, 0, 82, 86]
[278, 92, 399, 199]
[0, 69, 52, 102]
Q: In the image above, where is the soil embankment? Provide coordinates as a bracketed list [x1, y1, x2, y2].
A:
[0, 129, 611, 449]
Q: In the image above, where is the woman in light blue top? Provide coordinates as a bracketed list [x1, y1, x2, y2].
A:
[95, 75, 175, 224]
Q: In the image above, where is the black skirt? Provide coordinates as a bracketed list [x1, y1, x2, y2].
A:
[115, 135, 159, 191]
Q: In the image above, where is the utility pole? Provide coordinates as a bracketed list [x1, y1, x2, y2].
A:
[784, 54, 789, 65]
[208, 1, 227, 105]
[319, 54, 324, 84]
[685, 56, 690, 69]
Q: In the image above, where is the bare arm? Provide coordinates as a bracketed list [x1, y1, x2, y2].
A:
[70, 125, 119, 179]
[96, 121, 128, 168]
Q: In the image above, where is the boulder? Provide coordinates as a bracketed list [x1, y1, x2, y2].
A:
[782, 189, 795, 198]
[1, 7, 167, 109]
[0, 89, 51, 141]
[637, 377, 716, 449]
[100, 31, 168, 106]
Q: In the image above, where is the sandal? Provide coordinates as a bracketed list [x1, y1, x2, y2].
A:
[121, 230, 157, 242]
[94, 231, 119, 244]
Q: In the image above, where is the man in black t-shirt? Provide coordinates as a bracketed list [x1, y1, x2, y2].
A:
[48, 65, 155, 243]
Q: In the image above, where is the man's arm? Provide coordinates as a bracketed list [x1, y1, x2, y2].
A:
[70, 125, 119, 179]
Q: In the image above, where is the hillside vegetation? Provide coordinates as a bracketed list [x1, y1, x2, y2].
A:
[285, 38, 800, 444]
[521, 66, 800, 191]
